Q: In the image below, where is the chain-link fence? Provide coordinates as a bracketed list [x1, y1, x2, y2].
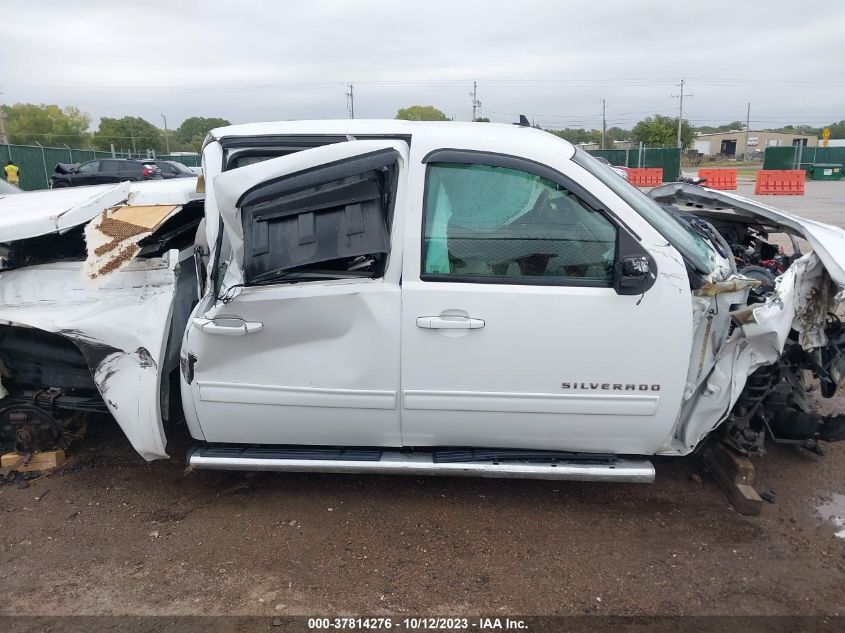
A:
[0, 143, 200, 191]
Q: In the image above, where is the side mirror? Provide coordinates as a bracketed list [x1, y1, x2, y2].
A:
[615, 255, 654, 296]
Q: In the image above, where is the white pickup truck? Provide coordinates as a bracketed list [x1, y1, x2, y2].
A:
[0, 120, 843, 487]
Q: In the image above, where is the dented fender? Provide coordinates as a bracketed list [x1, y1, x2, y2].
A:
[0, 254, 183, 460]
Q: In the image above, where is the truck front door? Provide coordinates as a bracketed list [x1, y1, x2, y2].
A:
[400, 150, 694, 455]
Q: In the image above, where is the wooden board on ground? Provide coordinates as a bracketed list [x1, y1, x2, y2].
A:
[2, 449, 66, 473]
[703, 444, 763, 516]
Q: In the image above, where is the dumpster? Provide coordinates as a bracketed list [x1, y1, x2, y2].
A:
[806, 163, 844, 181]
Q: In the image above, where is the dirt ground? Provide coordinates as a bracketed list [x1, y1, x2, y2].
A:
[1, 413, 844, 617]
[1, 182, 845, 618]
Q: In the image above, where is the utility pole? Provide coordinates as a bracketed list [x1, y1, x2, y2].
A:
[0, 109, 7, 146]
[161, 114, 170, 155]
[601, 98, 607, 149]
[346, 83, 355, 119]
[743, 102, 751, 160]
[0, 88, 8, 145]
[672, 78, 693, 149]
[470, 81, 482, 121]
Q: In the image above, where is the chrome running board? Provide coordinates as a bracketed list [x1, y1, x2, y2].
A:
[187, 447, 655, 483]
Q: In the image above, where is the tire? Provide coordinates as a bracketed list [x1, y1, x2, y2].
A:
[51, 181, 69, 188]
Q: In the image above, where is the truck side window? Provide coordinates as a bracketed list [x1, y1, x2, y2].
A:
[239, 150, 399, 285]
[422, 163, 617, 285]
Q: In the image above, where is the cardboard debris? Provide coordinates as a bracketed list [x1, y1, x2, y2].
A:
[84, 204, 179, 279]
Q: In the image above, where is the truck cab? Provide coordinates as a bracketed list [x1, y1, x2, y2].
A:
[179, 121, 728, 477]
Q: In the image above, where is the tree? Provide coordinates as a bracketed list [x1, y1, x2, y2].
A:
[768, 124, 820, 136]
[0, 103, 91, 146]
[395, 105, 450, 121]
[631, 114, 694, 148]
[93, 116, 163, 153]
[695, 120, 745, 134]
[473, 117, 491, 123]
[174, 116, 231, 152]
[546, 128, 595, 145]
[825, 121, 845, 139]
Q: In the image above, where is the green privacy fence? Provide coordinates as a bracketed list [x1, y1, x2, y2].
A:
[763, 146, 845, 170]
[0, 143, 201, 191]
[588, 147, 682, 181]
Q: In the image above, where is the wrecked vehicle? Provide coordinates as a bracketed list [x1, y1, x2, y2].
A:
[1, 121, 844, 497]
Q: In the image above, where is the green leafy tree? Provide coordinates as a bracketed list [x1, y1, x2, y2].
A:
[174, 116, 231, 151]
[546, 128, 593, 144]
[695, 120, 745, 134]
[93, 116, 163, 153]
[0, 103, 91, 146]
[473, 117, 491, 122]
[631, 114, 694, 148]
[824, 121, 845, 139]
[768, 124, 820, 136]
[395, 105, 450, 121]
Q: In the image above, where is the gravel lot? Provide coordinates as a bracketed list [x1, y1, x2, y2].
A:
[1, 181, 844, 618]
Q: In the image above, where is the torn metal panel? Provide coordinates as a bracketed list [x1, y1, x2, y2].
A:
[0, 178, 201, 245]
[673, 252, 838, 453]
[0, 254, 185, 460]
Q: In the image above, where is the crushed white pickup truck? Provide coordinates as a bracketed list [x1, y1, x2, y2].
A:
[0, 121, 843, 502]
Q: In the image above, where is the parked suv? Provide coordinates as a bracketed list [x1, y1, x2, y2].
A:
[139, 159, 197, 179]
[50, 159, 162, 188]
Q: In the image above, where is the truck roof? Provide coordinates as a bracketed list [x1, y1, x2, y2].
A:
[207, 119, 576, 158]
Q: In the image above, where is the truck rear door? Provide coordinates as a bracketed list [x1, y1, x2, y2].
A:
[183, 140, 408, 447]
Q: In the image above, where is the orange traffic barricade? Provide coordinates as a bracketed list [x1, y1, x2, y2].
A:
[754, 170, 805, 195]
[698, 168, 737, 190]
[628, 168, 663, 187]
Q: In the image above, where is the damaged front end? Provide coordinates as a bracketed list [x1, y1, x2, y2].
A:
[0, 180, 203, 460]
[651, 183, 845, 456]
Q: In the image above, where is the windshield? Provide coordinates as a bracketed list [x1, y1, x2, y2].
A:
[572, 148, 718, 274]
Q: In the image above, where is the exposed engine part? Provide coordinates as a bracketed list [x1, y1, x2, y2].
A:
[0, 327, 105, 453]
[738, 265, 777, 303]
[0, 396, 87, 452]
[726, 316, 845, 455]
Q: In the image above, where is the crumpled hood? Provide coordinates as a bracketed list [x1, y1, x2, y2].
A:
[0, 178, 201, 244]
[649, 183, 845, 286]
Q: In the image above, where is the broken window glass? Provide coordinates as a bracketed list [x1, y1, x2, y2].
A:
[240, 149, 398, 285]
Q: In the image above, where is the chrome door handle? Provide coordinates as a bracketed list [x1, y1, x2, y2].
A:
[192, 317, 263, 336]
[416, 316, 485, 330]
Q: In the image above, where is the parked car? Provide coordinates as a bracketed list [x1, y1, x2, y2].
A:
[0, 120, 843, 500]
[139, 159, 197, 179]
[50, 159, 162, 188]
[0, 179, 22, 195]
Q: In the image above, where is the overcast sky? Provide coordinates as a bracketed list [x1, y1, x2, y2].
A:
[1, 0, 843, 131]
